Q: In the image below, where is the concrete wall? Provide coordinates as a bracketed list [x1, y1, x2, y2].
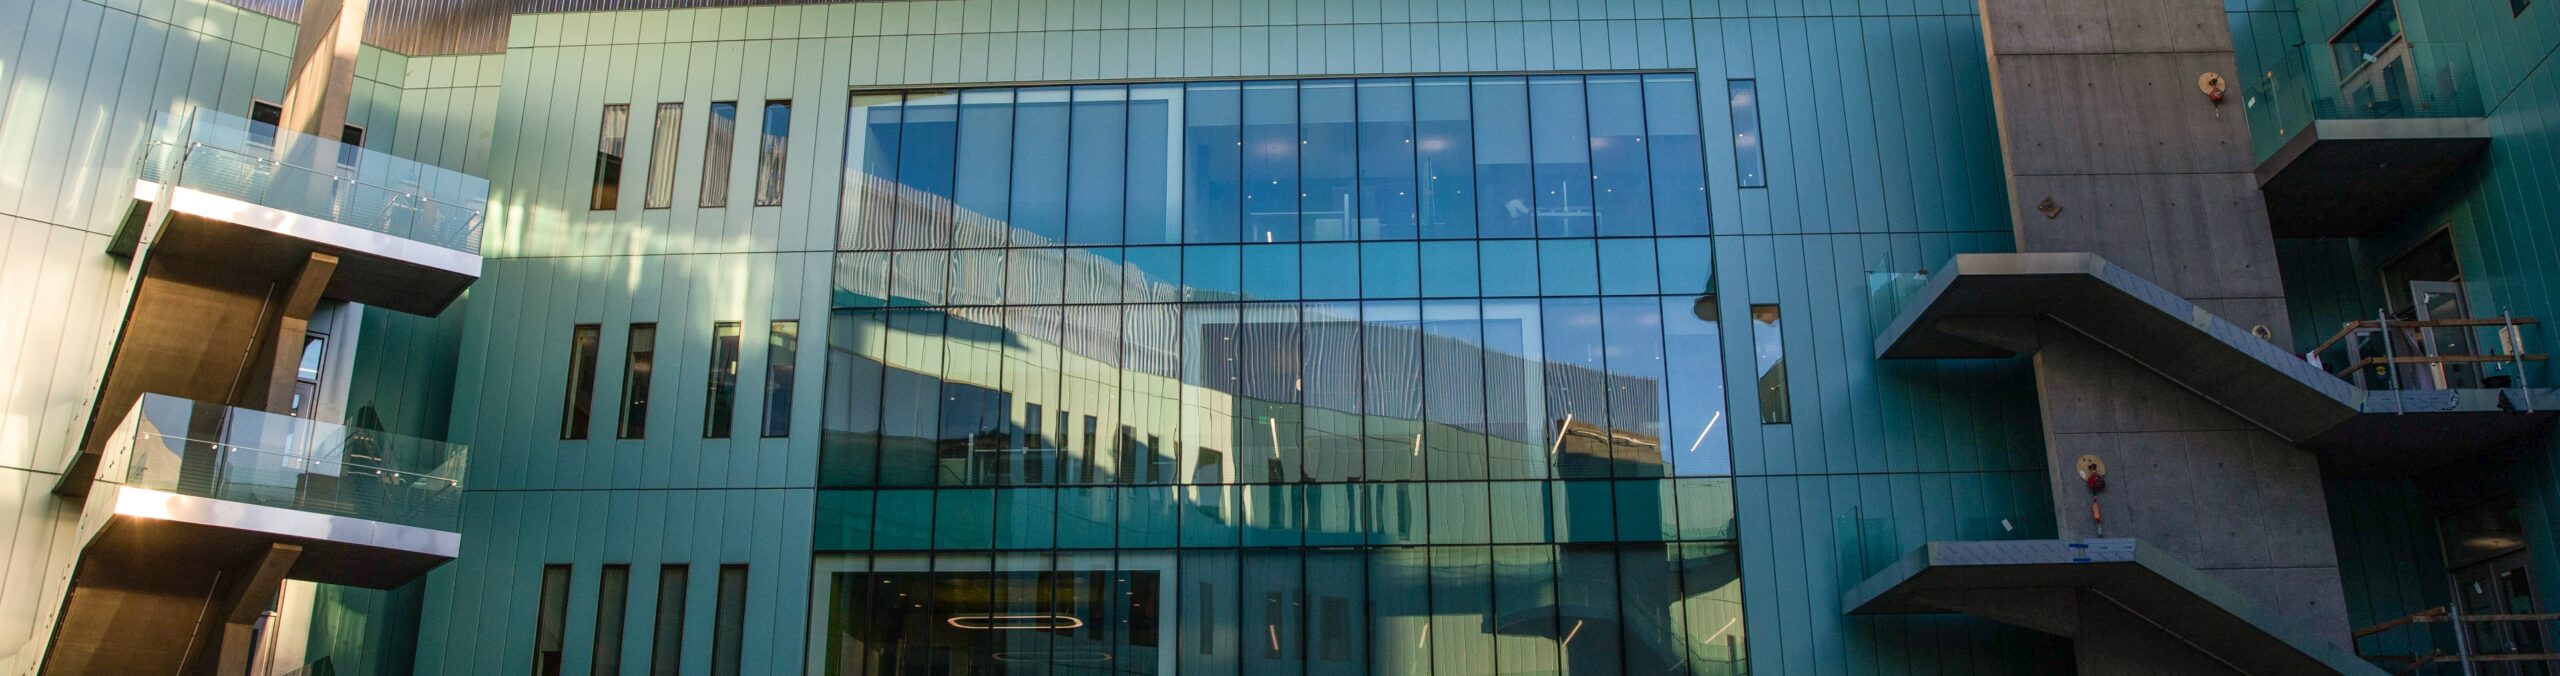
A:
[1975, 0, 2350, 645]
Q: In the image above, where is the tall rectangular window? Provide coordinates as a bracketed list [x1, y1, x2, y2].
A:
[1751, 304, 1789, 423]
[562, 325, 602, 440]
[711, 565, 749, 676]
[706, 321, 743, 438]
[763, 321, 798, 437]
[753, 100, 792, 206]
[592, 564, 631, 676]
[1727, 80, 1766, 188]
[649, 565, 688, 676]
[532, 565, 571, 676]
[620, 323, 658, 439]
[701, 101, 737, 207]
[643, 103, 683, 209]
[592, 104, 632, 210]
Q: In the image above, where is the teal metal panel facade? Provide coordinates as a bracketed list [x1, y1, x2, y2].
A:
[412, 1, 2068, 674]
[2238, 0, 2560, 662]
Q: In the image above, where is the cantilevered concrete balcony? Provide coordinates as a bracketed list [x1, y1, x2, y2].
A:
[1846, 539, 2386, 675]
[1873, 253, 2555, 476]
[42, 394, 463, 675]
[115, 110, 486, 316]
[2244, 42, 2489, 237]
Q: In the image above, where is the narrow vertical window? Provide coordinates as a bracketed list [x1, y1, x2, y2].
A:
[532, 565, 571, 676]
[1727, 80, 1766, 188]
[643, 103, 683, 209]
[649, 565, 689, 676]
[753, 100, 792, 206]
[562, 325, 602, 440]
[1751, 304, 1789, 423]
[337, 124, 366, 168]
[704, 321, 742, 438]
[711, 565, 749, 676]
[763, 321, 798, 438]
[592, 104, 632, 210]
[592, 565, 631, 676]
[620, 323, 658, 439]
[700, 101, 737, 208]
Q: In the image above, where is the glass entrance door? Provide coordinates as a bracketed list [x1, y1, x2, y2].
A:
[2456, 551, 2551, 675]
[2411, 280, 2480, 389]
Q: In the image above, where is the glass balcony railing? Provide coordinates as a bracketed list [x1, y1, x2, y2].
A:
[2243, 40, 2484, 162]
[1865, 269, 1934, 342]
[103, 393, 467, 532]
[139, 109, 489, 255]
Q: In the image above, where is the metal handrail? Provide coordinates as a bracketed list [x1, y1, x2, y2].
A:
[2356, 605, 2560, 674]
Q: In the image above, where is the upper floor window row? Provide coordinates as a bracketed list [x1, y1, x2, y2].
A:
[592, 99, 791, 211]
[838, 74, 1719, 251]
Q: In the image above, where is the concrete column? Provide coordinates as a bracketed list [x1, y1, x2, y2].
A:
[280, 0, 368, 141]
[1975, 0, 2351, 643]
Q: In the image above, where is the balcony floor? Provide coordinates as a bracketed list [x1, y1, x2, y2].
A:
[137, 182, 478, 316]
[2258, 118, 2490, 238]
[1878, 253, 2557, 477]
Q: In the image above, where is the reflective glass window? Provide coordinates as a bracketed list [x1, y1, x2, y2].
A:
[1127, 83, 1183, 245]
[1067, 85, 1128, 245]
[701, 101, 736, 208]
[1728, 80, 1766, 188]
[590, 104, 630, 211]
[1472, 78, 1536, 239]
[894, 91, 959, 248]
[1010, 87, 1072, 245]
[1242, 81, 1300, 243]
[1645, 75, 1710, 234]
[1415, 78, 1478, 239]
[1184, 82, 1244, 243]
[951, 90, 1013, 248]
[1357, 79, 1418, 240]
[752, 100, 790, 205]
[1300, 80, 1358, 241]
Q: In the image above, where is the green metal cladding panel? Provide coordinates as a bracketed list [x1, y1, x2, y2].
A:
[2241, 0, 2560, 652]
[426, 1, 2064, 674]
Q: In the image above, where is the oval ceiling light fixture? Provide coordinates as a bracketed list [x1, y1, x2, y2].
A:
[947, 613, 1087, 631]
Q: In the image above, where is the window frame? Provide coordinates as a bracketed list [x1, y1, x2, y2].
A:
[753, 100, 793, 206]
[592, 104, 633, 211]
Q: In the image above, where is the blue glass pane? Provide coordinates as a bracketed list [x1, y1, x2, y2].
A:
[873, 489, 934, 549]
[1009, 87, 1071, 244]
[1117, 485, 1179, 547]
[1242, 81, 1299, 243]
[1487, 482, 1551, 543]
[1643, 74, 1710, 235]
[1585, 75, 1654, 237]
[1066, 247, 1123, 304]
[1478, 240, 1540, 297]
[1471, 77, 1535, 239]
[947, 249, 1005, 306]
[821, 310, 887, 486]
[1674, 478, 1735, 539]
[1602, 297, 1669, 475]
[933, 488, 996, 549]
[1480, 301, 1549, 480]
[1415, 78, 1477, 239]
[814, 490, 874, 551]
[1663, 296, 1731, 475]
[1360, 242, 1419, 298]
[840, 93, 903, 250]
[832, 251, 890, 308]
[1067, 85, 1127, 245]
[1241, 484, 1303, 547]
[1302, 243, 1361, 300]
[1055, 485, 1116, 547]
[1239, 243, 1301, 300]
[1656, 236, 1715, 294]
[1003, 247, 1063, 305]
[1363, 301, 1424, 482]
[1183, 245, 1241, 301]
[1124, 245, 1185, 302]
[1418, 240, 1479, 298]
[1543, 298, 1611, 478]
[1300, 80, 1359, 241]
[1612, 479, 1673, 541]
[1301, 302, 1364, 482]
[1421, 300, 1488, 481]
[1555, 482, 1618, 541]
[1536, 239, 1598, 297]
[877, 310, 945, 486]
[1180, 484, 1240, 547]
[1183, 82, 1243, 243]
[1304, 482, 1363, 546]
[1370, 483, 1427, 545]
[889, 250, 947, 306]
[950, 89, 1014, 248]
[1126, 83, 1181, 245]
[1427, 483, 1491, 543]
[894, 91, 960, 248]
[1356, 79, 1417, 240]
[1597, 238, 1660, 295]
[1238, 303, 1303, 484]
[1529, 76, 1594, 238]
[994, 487, 1057, 549]
[1729, 80, 1766, 188]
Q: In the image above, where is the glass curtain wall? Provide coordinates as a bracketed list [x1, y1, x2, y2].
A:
[819, 74, 1740, 675]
